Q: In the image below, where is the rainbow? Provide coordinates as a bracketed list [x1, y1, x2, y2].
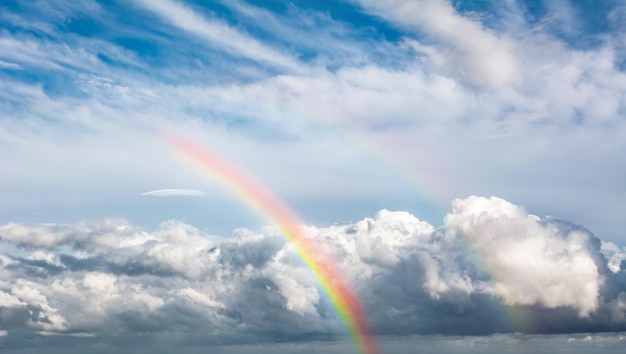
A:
[189, 87, 449, 222]
[167, 133, 378, 354]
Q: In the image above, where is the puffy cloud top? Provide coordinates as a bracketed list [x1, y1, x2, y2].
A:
[1, 196, 625, 343]
[446, 196, 600, 316]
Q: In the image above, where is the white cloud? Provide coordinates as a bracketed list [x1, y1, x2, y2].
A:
[1, 0, 625, 244]
[445, 196, 600, 316]
[0, 290, 24, 308]
[136, 0, 302, 72]
[0, 222, 70, 248]
[218, 0, 396, 68]
[178, 287, 225, 309]
[0, 59, 21, 69]
[10, 280, 67, 331]
[0, 0, 625, 341]
[1, 196, 624, 340]
[356, 0, 520, 88]
[141, 189, 205, 197]
[602, 241, 626, 273]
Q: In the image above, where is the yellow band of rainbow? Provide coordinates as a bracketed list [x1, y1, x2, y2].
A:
[167, 134, 378, 354]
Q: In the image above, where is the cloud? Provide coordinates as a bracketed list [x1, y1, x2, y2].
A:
[0, 223, 72, 248]
[135, 0, 302, 72]
[0, 0, 625, 244]
[0, 4, 625, 354]
[355, 0, 520, 88]
[602, 242, 626, 273]
[1, 196, 626, 345]
[141, 189, 205, 197]
[0, 60, 21, 70]
[445, 196, 600, 317]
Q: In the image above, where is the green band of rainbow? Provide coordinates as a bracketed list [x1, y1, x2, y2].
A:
[168, 134, 378, 354]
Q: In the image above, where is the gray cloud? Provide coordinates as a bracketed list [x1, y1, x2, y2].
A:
[1, 196, 626, 345]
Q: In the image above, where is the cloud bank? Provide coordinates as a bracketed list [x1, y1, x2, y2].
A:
[1, 196, 625, 347]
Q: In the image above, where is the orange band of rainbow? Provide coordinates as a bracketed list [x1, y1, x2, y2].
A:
[167, 134, 378, 354]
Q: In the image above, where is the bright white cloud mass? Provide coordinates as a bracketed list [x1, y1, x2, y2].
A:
[1, 0, 626, 353]
[2, 197, 626, 353]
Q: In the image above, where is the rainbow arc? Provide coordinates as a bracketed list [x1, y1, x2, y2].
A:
[168, 134, 378, 354]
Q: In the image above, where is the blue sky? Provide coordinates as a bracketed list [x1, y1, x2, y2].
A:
[1, 0, 626, 353]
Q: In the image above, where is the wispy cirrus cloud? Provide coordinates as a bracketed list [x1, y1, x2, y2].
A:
[141, 189, 205, 197]
[1, 0, 625, 241]
[0, 59, 21, 69]
[135, 0, 303, 72]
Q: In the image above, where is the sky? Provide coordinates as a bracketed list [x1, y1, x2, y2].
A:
[1, 0, 626, 353]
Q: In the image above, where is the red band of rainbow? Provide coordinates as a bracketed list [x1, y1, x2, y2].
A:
[167, 134, 378, 354]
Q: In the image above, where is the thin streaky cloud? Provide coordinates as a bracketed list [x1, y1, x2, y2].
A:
[141, 189, 205, 197]
[0, 59, 21, 69]
[220, 0, 375, 67]
[136, 0, 303, 72]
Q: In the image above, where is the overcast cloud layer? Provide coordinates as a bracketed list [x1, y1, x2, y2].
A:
[1, 0, 626, 352]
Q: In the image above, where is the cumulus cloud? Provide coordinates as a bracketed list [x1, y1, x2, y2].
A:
[141, 189, 205, 197]
[602, 242, 626, 273]
[1, 196, 625, 344]
[445, 196, 600, 316]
